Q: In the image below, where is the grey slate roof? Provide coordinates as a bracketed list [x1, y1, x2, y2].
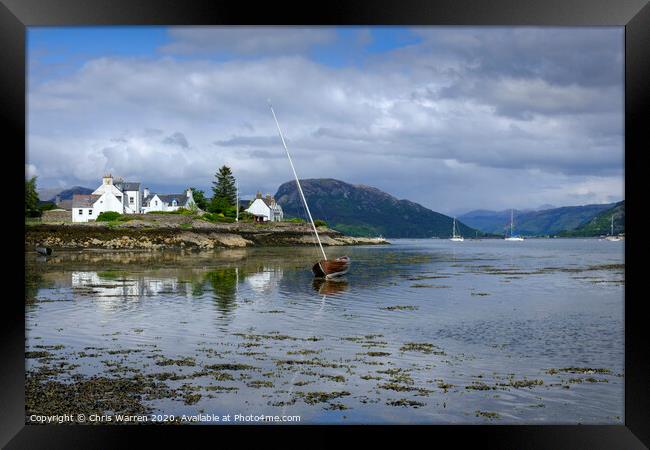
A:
[56, 199, 73, 210]
[158, 194, 188, 206]
[115, 181, 140, 192]
[72, 194, 101, 208]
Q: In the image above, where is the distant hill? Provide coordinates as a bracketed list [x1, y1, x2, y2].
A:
[274, 178, 481, 238]
[459, 203, 617, 236]
[558, 201, 624, 237]
[41, 186, 94, 203]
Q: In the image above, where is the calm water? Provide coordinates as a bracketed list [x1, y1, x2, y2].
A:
[25, 238, 624, 424]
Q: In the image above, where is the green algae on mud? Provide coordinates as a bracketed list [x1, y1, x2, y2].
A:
[296, 391, 351, 405]
[399, 342, 445, 355]
[381, 305, 419, 311]
[475, 410, 501, 420]
[387, 399, 426, 408]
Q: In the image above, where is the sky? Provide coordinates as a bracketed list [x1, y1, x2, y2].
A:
[26, 26, 624, 215]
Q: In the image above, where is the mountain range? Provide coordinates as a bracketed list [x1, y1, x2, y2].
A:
[458, 202, 623, 237]
[274, 178, 480, 238]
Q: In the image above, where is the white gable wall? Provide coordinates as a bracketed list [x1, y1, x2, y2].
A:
[142, 195, 164, 214]
[123, 190, 141, 214]
[245, 198, 272, 221]
[72, 192, 123, 222]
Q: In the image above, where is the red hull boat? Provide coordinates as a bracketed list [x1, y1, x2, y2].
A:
[312, 256, 351, 279]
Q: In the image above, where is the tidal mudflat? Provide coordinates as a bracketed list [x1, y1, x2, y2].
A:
[25, 239, 624, 424]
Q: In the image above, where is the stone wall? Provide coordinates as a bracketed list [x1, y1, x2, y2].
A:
[41, 209, 71, 223]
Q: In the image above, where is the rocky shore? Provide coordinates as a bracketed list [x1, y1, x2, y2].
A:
[25, 218, 388, 250]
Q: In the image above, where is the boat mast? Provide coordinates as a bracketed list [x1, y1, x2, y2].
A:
[611, 215, 614, 236]
[269, 103, 327, 261]
[235, 181, 239, 222]
[510, 209, 514, 237]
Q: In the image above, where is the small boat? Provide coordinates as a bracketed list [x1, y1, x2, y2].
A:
[313, 256, 351, 278]
[35, 246, 52, 256]
[605, 215, 621, 241]
[450, 217, 464, 242]
[504, 209, 524, 241]
[270, 103, 350, 278]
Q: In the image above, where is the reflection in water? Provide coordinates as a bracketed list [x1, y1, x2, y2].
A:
[312, 278, 348, 296]
[246, 267, 284, 294]
[67, 264, 287, 317]
[204, 267, 240, 315]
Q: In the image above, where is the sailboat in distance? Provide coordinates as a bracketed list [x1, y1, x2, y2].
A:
[605, 215, 622, 241]
[269, 102, 350, 279]
[450, 217, 464, 242]
[504, 209, 524, 241]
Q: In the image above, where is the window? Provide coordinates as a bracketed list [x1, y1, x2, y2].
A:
[155, 200, 158, 206]
[172, 200, 177, 206]
[129, 197, 134, 204]
[78, 209, 83, 215]
[89, 210, 93, 215]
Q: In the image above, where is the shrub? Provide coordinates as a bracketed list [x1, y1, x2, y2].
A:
[96, 211, 122, 222]
[202, 213, 236, 223]
[314, 219, 328, 227]
[148, 208, 194, 215]
[286, 217, 305, 223]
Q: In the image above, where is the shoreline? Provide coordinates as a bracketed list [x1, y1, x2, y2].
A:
[25, 220, 389, 251]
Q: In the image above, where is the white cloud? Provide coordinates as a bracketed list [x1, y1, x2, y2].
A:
[160, 27, 337, 55]
[27, 27, 624, 212]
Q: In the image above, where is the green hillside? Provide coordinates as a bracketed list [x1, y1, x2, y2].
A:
[558, 201, 624, 237]
[459, 203, 616, 236]
[274, 179, 481, 238]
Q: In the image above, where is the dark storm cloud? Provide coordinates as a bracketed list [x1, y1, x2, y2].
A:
[411, 27, 623, 87]
[163, 132, 189, 148]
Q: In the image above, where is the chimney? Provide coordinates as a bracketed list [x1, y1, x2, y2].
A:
[256, 191, 262, 199]
[186, 188, 191, 198]
[143, 187, 150, 198]
[102, 174, 113, 185]
[265, 194, 271, 203]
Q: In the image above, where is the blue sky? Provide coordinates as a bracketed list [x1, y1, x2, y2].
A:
[28, 26, 422, 81]
[27, 26, 624, 214]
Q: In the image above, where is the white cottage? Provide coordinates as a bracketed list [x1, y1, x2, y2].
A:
[71, 191, 124, 222]
[245, 193, 284, 222]
[72, 174, 142, 222]
[141, 188, 196, 213]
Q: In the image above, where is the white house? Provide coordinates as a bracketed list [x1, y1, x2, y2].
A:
[70, 174, 198, 221]
[114, 181, 141, 214]
[72, 191, 124, 223]
[72, 174, 142, 222]
[141, 188, 196, 213]
[245, 192, 284, 222]
[92, 174, 141, 213]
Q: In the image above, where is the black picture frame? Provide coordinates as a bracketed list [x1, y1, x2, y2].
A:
[4, 0, 648, 447]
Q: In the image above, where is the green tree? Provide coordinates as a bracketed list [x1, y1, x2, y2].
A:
[189, 187, 209, 210]
[25, 176, 40, 217]
[208, 196, 237, 217]
[211, 166, 236, 206]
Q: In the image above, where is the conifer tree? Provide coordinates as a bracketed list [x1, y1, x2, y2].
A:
[211, 166, 236, 206]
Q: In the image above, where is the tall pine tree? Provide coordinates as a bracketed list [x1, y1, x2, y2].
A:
[211, 166, 237, 206]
